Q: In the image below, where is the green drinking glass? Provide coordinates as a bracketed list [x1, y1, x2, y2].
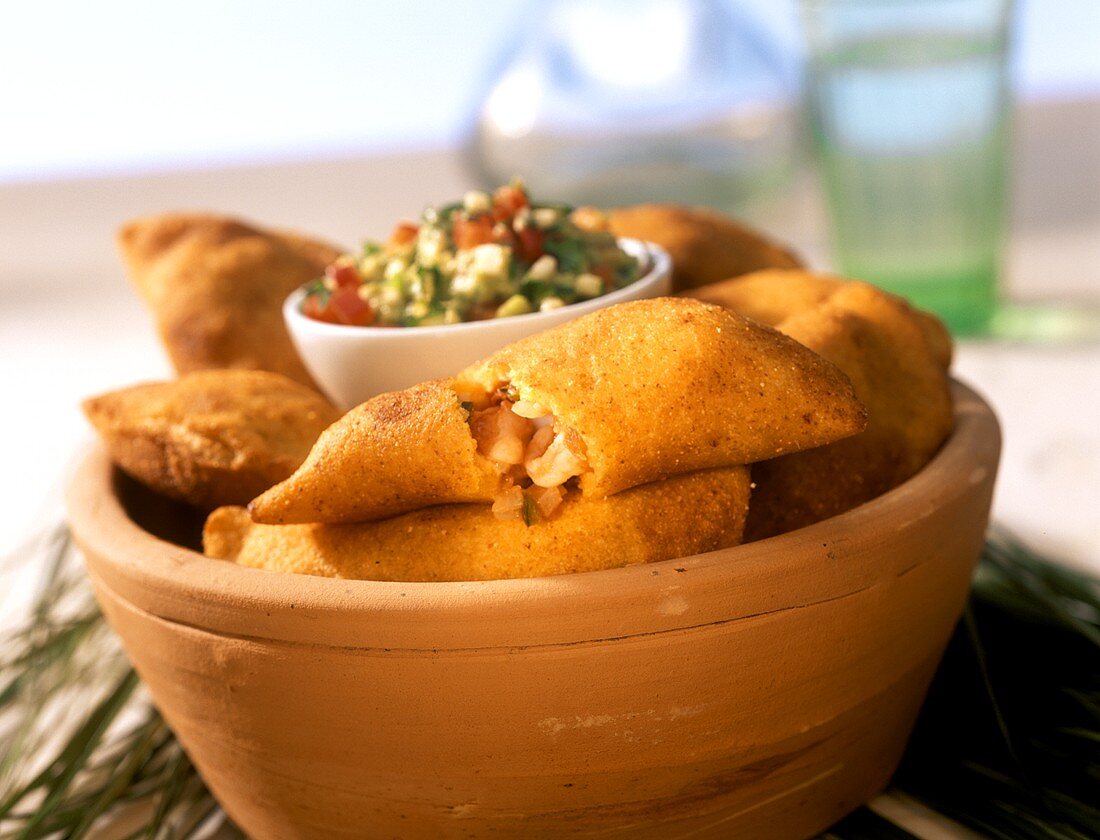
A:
[801, 0, 1014, 335]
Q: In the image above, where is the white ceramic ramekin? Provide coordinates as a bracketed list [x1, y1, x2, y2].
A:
[284, 238, 671, 408]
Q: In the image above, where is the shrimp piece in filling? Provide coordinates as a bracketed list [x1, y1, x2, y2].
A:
[463, 384, 587, 524]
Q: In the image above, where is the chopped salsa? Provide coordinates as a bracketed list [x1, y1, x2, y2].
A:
[300, 179, 641, 327]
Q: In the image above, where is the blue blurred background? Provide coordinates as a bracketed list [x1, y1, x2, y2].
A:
[2, 0, 1097, 183]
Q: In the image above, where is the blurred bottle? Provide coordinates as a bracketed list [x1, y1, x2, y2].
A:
[465, 0, 799, 212]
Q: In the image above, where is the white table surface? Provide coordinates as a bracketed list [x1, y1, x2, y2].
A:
[0, 96, 1097, 840]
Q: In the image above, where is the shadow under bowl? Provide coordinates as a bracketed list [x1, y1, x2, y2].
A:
[66, 381, 1000, 840]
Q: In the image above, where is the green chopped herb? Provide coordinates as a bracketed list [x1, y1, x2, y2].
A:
[521, 493, 540, 527]
[542, 236, 588, 274]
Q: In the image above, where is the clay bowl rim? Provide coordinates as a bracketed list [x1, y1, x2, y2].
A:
[66, 380, 1000, 652]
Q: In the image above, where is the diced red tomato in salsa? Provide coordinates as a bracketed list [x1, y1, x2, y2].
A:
[492, 184, 528, 221]
[515, 226, 544, 262]
[592, 263, 615, 284]
[325, 262, 360, 288]
[388, 221, 420, 247]
[452, 215, 496, 250]
[303, 287, 375, 327]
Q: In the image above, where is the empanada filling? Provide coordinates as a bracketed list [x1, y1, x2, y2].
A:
[461, 384, 588, 524]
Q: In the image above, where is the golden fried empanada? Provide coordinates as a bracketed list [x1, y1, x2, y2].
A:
[687, 269, 953, 370]
[250, 379, 499, 524]
[251, 298, 866, 525]
[688, 274, 954, 540]
[117, 213, 342, 387]
[606, 204, 803, 292]
[688, 269, 842, 327]
[210, 467, 750, 581]
[83, 370, 341, 509]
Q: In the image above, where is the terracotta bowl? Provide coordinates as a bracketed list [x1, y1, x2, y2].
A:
[67, 381, 1000, 840]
